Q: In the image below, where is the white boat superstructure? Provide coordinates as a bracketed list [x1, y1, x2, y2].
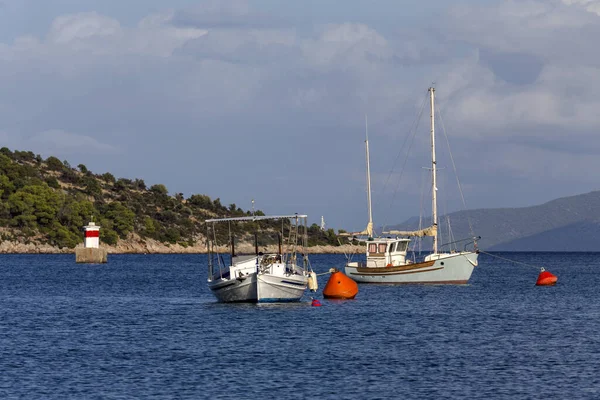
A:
[206, 215, 315, 303]
[345, 88, 479, 284]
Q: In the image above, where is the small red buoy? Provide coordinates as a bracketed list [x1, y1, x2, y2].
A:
[323, 269, 359, 299]
[311, 298, 322, 307]
[536, 268, 557, 286]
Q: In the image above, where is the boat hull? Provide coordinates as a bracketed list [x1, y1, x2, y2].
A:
[208, 273, 258, 302]
[345, 252, 478, 284]
[208, 272, 308, 303]
[256, 273, 307, 302]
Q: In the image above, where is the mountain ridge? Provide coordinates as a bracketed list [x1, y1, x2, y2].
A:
[385, 190, 600, 251]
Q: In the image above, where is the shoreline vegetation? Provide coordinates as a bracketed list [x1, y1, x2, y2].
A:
[0, 236, 364, 255]
[0, 148, 358, 253]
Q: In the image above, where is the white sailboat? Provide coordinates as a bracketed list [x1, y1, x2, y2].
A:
[345, 88, 479, 284]
[205, 214, 316, 302]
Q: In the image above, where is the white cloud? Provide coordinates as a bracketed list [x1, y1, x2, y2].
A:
[48, 12, 122, 44]
[562, 0, 600, 15]
[2, 1, 600, 228]
[26, 130, 118, 156]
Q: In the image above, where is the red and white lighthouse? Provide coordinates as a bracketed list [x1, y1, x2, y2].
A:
[83, 221, 101, 248]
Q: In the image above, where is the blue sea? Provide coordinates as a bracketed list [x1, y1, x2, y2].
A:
[1, 252, 599, 399]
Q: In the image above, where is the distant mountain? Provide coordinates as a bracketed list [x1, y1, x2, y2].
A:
[385, 191, 600, 251]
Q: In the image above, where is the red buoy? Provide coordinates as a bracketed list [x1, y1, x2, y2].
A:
[323, 270, 359, 299]
[311, 298, 322, 307]
[536, 268, 557, 286]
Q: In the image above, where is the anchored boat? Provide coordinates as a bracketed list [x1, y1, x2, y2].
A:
[345, 88, 479, 284]
[205, 214, 316, 302]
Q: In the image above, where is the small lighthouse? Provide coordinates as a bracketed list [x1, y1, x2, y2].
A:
[75, 220, 108, 263]
[84, 221, 100, 248]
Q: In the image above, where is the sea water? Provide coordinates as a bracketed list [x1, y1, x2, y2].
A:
[1, 252, 599, 399]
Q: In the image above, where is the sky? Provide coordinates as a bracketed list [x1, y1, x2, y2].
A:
[1, 0, 600, 231]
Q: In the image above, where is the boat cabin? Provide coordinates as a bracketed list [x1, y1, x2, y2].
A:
[213, 253, 301, 281]
[365, 238, 411, 268]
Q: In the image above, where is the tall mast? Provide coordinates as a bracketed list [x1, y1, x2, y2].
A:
[429, 87, 438, 254]
[365, 115, 373, 237]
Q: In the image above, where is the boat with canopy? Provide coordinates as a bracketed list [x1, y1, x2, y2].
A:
[205, 214, 316, 302]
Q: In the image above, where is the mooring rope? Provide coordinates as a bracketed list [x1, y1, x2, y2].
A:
[479, 250, 544, 271]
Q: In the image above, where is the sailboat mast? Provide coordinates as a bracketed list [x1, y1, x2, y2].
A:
[429, 87, 438, 254]
[365, 115, 373, 237]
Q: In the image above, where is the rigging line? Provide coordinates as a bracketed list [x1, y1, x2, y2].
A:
[439, 171, 455, 250]
[436, 98, 475, 237]
[437, 169, 445, 248]
[479, 250, 544, 270]
[417, 167, 427, 255]
[447, 216, 456, 251]
[380, 91, 429, 233]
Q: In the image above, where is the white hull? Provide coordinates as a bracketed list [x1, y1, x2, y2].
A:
[345, 251, 478, 284]
[208, 272, 308, 303]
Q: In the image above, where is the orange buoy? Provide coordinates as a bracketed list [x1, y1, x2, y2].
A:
[323, 269, 359, 299]
[536, 268, 557, 286]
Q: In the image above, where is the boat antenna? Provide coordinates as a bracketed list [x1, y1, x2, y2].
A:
[365, 114, 374, 238]
[251, 199, 255, 217]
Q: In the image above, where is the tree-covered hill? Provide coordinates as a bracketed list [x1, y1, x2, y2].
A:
[0, 148, 344, 250]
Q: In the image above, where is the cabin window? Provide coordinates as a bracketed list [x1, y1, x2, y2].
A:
[368, 243, 377, 253]
[378, 243, 387, 253]
[390, 242, 397, 252]
[397, 242, 408, 252]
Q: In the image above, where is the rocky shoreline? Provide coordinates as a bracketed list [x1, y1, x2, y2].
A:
[0, 237, 363, 255]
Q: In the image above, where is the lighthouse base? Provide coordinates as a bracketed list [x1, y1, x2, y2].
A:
[75, 247, 108, 263]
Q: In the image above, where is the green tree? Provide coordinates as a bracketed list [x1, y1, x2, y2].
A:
[188, 194, 212, 209]
[163, 227, 181, 244]
[150, 184, 168, 196]
[0, 174, 15, 198]
[7, 184, 62, 228]
[45, 176, 60, 189]
[100, 228, 119, 245]
[104, 202, 135, 238]
[47, 221, 80, 248]
[46, 156, 64, 171]
[59, 200, 95, 231]
[143, 216, 158, 236]
[78, 164, 88, 174]
[114, 179, 128, 191]
[133, 179, 146, 190]
[101, 172, 116, 183]
[83, 176, 102, 197]
[61, 169, 80, 185]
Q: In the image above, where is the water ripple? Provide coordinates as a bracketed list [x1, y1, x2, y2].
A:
[1, 253, 599, 399]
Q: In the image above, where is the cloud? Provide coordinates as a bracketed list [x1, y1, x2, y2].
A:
[562, 0, 600, 15]
[171, 0, 284, 30]
[1, 1, 600, 229]
[48, 12, 122, 44]
[25, 130, 119, 157]
[436, 0, 600, 139]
